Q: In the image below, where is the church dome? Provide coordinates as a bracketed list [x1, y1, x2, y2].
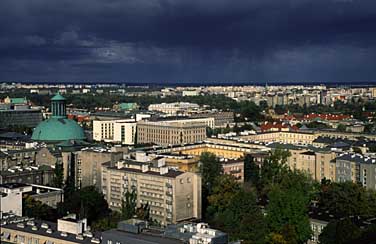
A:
[31, 93, 86, 142]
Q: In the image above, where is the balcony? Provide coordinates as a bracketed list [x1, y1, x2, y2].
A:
[166, 191, 173, 196]
[165, 183, 172, 188]
[166, 200, 173, 205]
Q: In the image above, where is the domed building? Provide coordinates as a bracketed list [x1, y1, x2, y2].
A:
[32, 93, 86, 143]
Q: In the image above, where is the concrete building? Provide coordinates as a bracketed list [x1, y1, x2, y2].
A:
[220, 158, 244, 183]
[0, 165, 54, 185]
[101, 160, 202, 226]
[93, 119, 137, 145]
[0, 183, 63, 216]
[0, 215, 100, 244]
[137, 118, 211, 146]
[190, 111, 234, 128]
[335, 153, 376, 190]
[0, 97, 42, 129]
[148, 102, 200, 115]
[62, 147, 123, 189]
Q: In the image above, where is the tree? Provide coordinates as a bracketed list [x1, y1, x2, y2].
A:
[23, 196, 58, 221]
[318, 181, 376, 218]
[136, 203, 151, 221]
[258, 149, 291, 193]
[244, 154, 260, 185]
[63, 186, 109, 224]
[212, 188, 267, 243]
[266, 186, 312, 244]
[52, 161, 64, 188]
[199, 152, 223, 194]
[319, 218, 362, 244]
[122, 189, 137, 219]
[207, 174, 241, 212]
[336, 124, 347, 132]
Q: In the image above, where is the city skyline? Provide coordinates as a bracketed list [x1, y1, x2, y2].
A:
[1, 0, 376, 83]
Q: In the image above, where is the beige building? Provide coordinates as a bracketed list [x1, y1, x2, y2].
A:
[280, 146, 336, 182]
[137, 118, 212, 146]
[93, 119, 137, 145]
[148, 102, 200, 115]
[101, 160, 202, 226]
[242, 131, 317, 145]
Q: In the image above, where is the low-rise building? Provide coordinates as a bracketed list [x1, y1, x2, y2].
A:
[0, 215, 100, 244]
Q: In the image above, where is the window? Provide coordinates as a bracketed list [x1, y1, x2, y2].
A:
[107, 240, 113, 244]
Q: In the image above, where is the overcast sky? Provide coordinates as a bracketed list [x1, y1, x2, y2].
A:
[1, 0, 375, 83]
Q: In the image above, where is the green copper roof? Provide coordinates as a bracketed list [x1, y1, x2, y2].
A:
[119, 103, 138, 110]
[31, 117, 85, 142]
[51, 93, 66, 101]
[10, 97, 27, 104]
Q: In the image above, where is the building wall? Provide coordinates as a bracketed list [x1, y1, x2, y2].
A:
[137, 122, 207, 146]
[101, 165, 201, 226]
[0, 191, 23, 216]
[62, 150, 123, 189]
[93, 119, 136, 145]
[0, 109, 43, 128]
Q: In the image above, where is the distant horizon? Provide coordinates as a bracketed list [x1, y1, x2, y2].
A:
[2, 80, 376, 87]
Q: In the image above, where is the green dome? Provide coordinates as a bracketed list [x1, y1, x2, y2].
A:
[32, 117, 86, 142]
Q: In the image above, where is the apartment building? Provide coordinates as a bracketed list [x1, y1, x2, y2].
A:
[335, 153, 376, 190]
[62, 147, 123, 190]
[137, 118, 213, 146]
[101, 160, 202, 226]
[93, 119, 137, 145]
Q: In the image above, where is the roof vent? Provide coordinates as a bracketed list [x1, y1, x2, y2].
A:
[46, 229, 53, 234]
[76, 235, 84, 240]
[41, 223, 49, 229]
[32, 226, 38, 231]
[17, 223, 25, 228]
[91, 238, 100, 243]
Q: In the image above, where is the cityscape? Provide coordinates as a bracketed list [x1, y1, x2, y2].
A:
[1, 1, 376, 244]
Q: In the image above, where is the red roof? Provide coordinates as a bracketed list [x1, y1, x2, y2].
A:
[303, 113, 351, 121]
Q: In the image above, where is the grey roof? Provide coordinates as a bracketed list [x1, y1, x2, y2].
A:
[102, 229, 183, 244]
[336, 153, 376, 164]
[1, 220, 100, 244]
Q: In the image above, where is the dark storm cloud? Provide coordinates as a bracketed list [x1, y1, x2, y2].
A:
[0, 0, 376, 82]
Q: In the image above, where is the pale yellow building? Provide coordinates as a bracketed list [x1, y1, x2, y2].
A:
[137, 118, 213, 146]
[101, 160, 202, 226]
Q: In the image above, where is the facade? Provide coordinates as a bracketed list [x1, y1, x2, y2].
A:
[137, 119, 211, 146]
[335, 153, 376, 190]
[242, 131, 317, 145]
[0, 165, 54, 185]
[190, 111, 234, 128]
[93, 119, 137, 145]
[32, 94, 86, 143]
[220, 159, 244, 182]
[0, 149, 38, 171]
[148, 102, 200, 115]
[101, 160, 202, 226]
[0, 108, 43, 129]
[62, 148, 123, 189]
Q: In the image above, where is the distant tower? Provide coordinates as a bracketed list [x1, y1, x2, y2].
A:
[51, 93, 67, 118]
